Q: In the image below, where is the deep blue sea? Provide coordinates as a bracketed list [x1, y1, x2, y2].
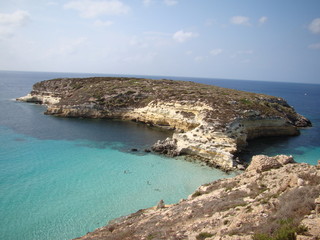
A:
[0, 71, 319, 240]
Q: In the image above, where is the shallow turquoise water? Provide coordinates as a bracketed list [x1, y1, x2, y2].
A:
[1, 71, 319, 240]
[0, 126, 232, 240]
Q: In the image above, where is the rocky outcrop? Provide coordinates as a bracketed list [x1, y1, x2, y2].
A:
[246, 155, 286, 172]
[151, 138, 179, 157]
[17, 77, 311, 170]
[74, 156, 320, 240]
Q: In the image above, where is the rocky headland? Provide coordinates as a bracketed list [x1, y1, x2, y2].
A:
[17, 77, 311, 170]
[73, 155, 320, 240]
[17, 77, 319, 239]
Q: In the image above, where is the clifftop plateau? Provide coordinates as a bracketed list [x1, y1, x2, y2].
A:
[17, 77, 311, 170]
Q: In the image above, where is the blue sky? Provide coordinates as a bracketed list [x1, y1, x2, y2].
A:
[0, 0, 320, 83]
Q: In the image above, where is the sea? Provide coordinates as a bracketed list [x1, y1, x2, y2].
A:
[0, 70, 319, 240]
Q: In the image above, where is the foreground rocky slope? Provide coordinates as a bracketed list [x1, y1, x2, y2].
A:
[17, 77, 311, 170]
[74, 156, 320, 240]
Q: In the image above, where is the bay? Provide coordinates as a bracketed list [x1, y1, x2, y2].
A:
[0, 70, 319, 239]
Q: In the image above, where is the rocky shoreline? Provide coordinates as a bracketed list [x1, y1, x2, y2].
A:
[74, 155, 320, 240]
[16, 77, 318, 239]
[17, 77, 311, 170]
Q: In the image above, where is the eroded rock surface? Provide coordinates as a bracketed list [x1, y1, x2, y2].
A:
[17, 77, 311, 170]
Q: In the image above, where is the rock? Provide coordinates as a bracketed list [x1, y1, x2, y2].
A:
[151, 138, 179, 157]
[246, 155, 282, 173]
[131, 148, 138, 152]
[237, 164, 246, 170]
[296, 236, 316, 240]
[297, 178, 305, 186]
[294, 113, 312, 127]
[156, 199, 165, 209]
[275, 154, 295, 165]
[144, 149, 151, 153]
[300, 217, 320, 238]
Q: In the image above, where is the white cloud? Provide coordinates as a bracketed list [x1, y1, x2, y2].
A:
[231, 50, 254, 58]
[0, 10, 30, 27]
[47, 37, 88, 56]
[128, 32, 171, 49]
[143, 0, 153, 6]
[129, 36, 149, 48]
[47, 1, 58, 6]
[205, 18, 215, 27]
[93, 19, 113, 27]
[0, 10, 30, 39]
[172, 30, 198, 43]
[143, 31, 171, 37]
[230, 16, 250, 26]
[194, 56, 206, 62]
[308, 42, 320, 49]
[210, 48, 223, 56]
[259, 16, 268, 24]
[164, 0, 178, 6]
[64, 0, 130, 18]
[308, 18, 320, 34]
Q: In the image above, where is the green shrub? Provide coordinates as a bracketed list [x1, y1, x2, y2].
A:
[252, 219, 308, 240]
[192, 191, 202, 198]
[252, 233, 272, 240]
[240, 98, 252, 105]
[196, 232, 214, 240]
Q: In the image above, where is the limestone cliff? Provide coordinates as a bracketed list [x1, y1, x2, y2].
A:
[17, 77, 311, 170]
[74, 156, 320, 240]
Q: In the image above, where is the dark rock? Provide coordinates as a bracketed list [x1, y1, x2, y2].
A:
[156, 200, 165, 209]
[131, 148, 138, 152]
[151, 138, 179, 157]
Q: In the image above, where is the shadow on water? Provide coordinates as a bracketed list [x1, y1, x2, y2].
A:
[33, 116, 173, 151]
[238, 131, 317, 164]
[1, 98, 173, 152]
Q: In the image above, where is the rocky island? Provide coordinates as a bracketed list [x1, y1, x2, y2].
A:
[17, 77, 311, 170]
[17, 77, 319, 239]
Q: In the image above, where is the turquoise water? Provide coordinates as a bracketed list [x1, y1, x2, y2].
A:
[0, 126, 231, 240]
[1, 71, 319, 239]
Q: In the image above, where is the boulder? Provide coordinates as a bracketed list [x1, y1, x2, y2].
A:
[156, 199, 165, 209]
[151, 138, 179, 157]
[274, 155, 295, 165]
[246, 155, 282, 173]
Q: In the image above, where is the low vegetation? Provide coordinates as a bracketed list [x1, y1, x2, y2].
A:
[32, 77, 306, 129]
[196, 232, 214, 240]
[253, 219, 308, 240]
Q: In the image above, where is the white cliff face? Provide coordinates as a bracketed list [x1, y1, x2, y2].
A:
[16, 93, 61, 105]
[17, 94, 303, 170]
[123, 100, 212, 131]
[173, 124, 238, 169]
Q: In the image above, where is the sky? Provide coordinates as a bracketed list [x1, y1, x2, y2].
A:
[0, 0, 320, 83]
